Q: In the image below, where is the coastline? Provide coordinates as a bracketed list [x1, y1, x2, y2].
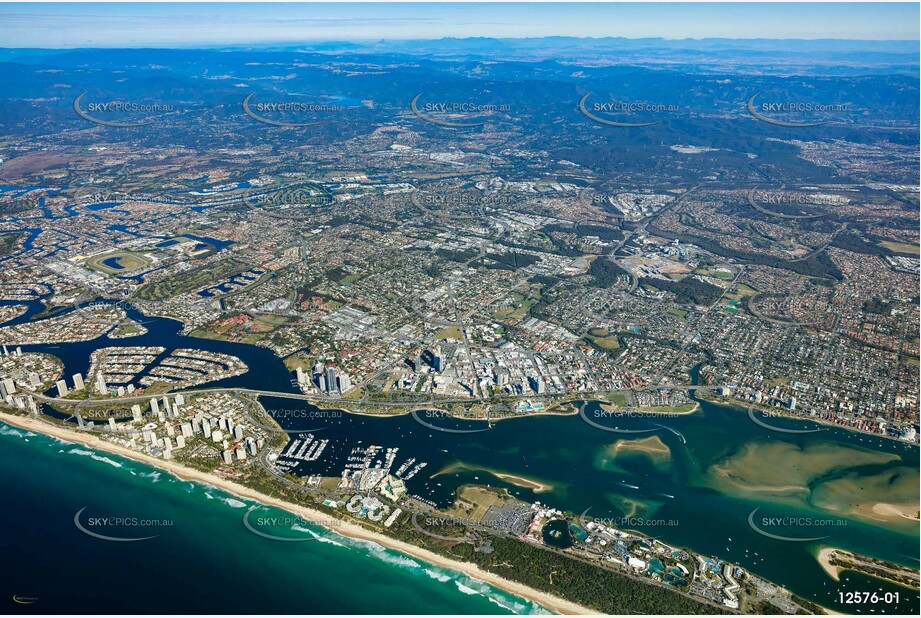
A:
[815, 545, 921, 591]
[0, 411, 596, 616]
[696, 394, 919, 448]
[815, 547, 842, 582]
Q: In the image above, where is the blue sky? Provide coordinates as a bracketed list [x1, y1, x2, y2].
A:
[0, 3, 917, 48]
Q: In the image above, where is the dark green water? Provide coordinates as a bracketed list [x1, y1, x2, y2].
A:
[0, 423, 546, 615]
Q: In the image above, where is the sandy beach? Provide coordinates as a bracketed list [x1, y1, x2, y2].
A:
[815, 545, 920, 591]
[815, 547, 842, 581]
[0, 412, 595, 615]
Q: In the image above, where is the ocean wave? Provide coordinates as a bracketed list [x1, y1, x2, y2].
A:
[67, 447, 124, 468]
[293, 525, 348, 548]
[424, 568, 451, 583]
[140, 471, 161, 483]
[348, 537, 422, 570]
[0, 426, 25, 438]
[454, 577, 540, 614]
[366, 544, 422, 569]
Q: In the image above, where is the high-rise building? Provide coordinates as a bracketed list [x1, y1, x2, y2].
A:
[296, 366, 306, 384]
[72, 373, 85, 391]
[1, 377, 16, 398]
[150, 397, 160, 417]
[29, 372, 41, 388]
[233, 425, 244, 441]
[529, 375, 545, 394]
[131, 405, 143, 422]
[56, 379, 69, 397]
[338, 373, 352, 393]
[325, 367, 337, 394]
[95, 373, 107, 395]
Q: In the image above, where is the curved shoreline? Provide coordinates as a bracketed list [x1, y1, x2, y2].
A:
[0, 412, 594, 615]
[815, 546, 921, 591]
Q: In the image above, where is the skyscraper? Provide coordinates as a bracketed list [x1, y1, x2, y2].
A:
[95, 373, 107, 395]
[1, 377, 17, 397]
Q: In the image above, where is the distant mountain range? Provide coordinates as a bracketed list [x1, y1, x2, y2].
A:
[1, 37, 916, 76]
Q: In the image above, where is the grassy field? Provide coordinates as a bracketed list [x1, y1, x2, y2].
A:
[585, 327, 621, 351]
[283, 351, 313, 372]
[435, 326, 463, 340]
[0, 231, 25, 257]
[136, 258, 250, 300]
[446, 485, 509, 523]
[879, 240, 920, 255]
[490, 289, 539, 322]
[666, 308, 688, 319]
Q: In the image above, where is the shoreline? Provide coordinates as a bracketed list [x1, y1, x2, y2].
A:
[815, 545, 921, 591]
[815, 547, 842, 582]
[696, 394, 919, 448]
[0, 412, 596, 616]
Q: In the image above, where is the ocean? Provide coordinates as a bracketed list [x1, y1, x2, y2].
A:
[0, 423, 546, 614]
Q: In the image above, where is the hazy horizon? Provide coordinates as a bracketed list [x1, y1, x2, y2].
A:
[0, 3, 918, 48]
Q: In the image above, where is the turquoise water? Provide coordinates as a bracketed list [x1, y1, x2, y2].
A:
[0, 422, 547, 615]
